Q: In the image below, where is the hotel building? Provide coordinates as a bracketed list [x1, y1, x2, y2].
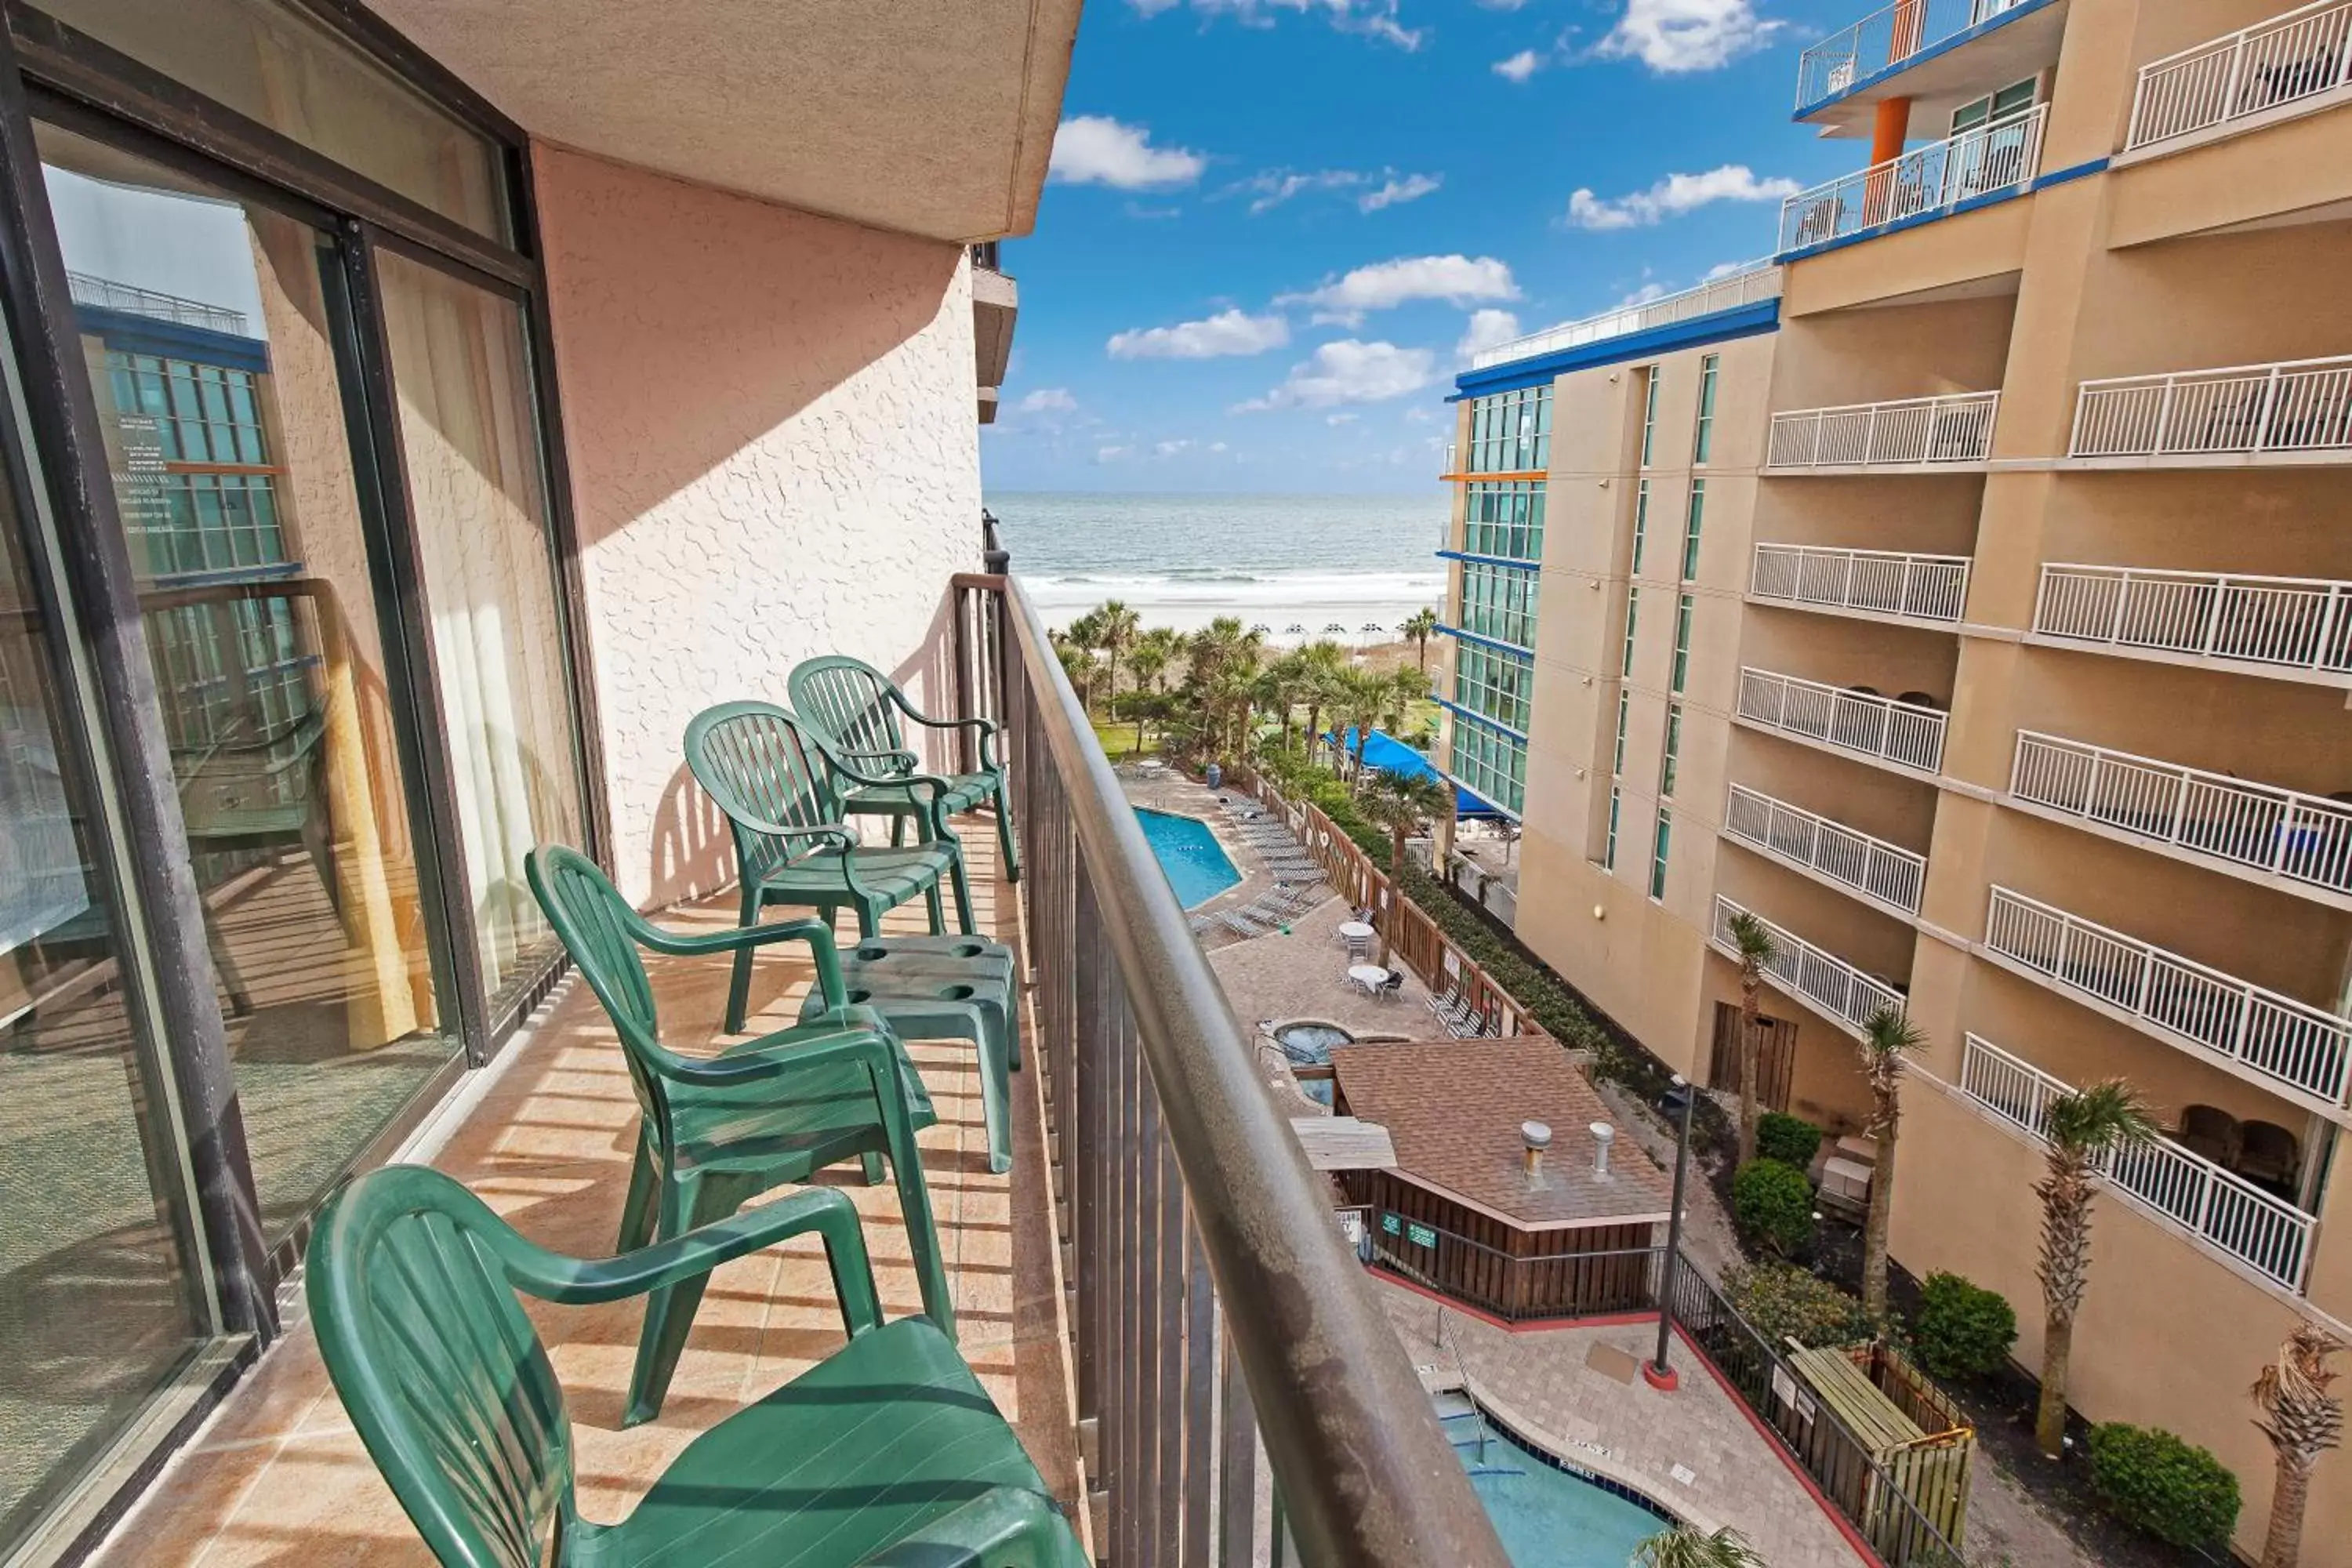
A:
[1436, 1, 2352, 1559]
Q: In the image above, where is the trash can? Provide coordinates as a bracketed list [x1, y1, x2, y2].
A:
[1204, 761, 1222, 790]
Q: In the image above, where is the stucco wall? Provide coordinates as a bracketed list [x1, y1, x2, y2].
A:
[533, 143, 982, 906]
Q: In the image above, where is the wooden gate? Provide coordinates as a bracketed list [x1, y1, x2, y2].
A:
[1711, 1001, 1797, 1112]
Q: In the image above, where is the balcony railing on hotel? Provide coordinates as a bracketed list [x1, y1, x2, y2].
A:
[2031, 563, 2352, 677]
[1712, 895, 1906, 1036]
[66, 268, 249, 333]
[1726, 783, 1927, 915]
[1737, 666, 1948, 774]
[1796, 0, 2033, 110]
[1467, 262, 1781, 371]
[2127, 0, 2352, 151]
[952, 572, 1512, 1565]
[1982, 885, 2352, 1109]
[1751, 543, 1971, 622]
[2011, 730, 2352, 898]
[1958, 1035, 2318, 1291]
[1765, 393, 1998, 469]
[1778, 106, 2047, 252]
[2071, 354, 2352, 459]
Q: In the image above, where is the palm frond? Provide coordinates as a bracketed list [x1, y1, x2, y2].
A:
[2043, 1078, 2158, 1156]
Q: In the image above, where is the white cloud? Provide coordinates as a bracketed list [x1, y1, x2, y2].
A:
[1209, 441, 1230, 452]
[1595, 0, 1781, 74]
[1565, 164, 1799, 229]
[1106, 308, 1290, 361]
[1017, 387, 1078, 413]
[1359, 172, 1441, 212]
[1232, 339, 1437, 412]
[1454, 308, 1523, 365]
[1327, 412, 1359, 425]
[1279, 255, 1519, 323]
[1096, 445, 1131, 463]
[1131, 0, 1424, 49]
[1403, 405, 1434, 423]
[1124, 201, 1185, 220]
[1049, 116, 1207, 190]
[1492, 49, 1542, 82]
[1233, 169, 1363, 213]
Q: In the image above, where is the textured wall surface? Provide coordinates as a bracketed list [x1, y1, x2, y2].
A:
[534, 143, 982, 907]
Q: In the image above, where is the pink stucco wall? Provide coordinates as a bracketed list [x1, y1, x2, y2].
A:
[533, 143, 982, 907]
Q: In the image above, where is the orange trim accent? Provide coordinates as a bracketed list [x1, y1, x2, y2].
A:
[1870, 96, 1913, 166]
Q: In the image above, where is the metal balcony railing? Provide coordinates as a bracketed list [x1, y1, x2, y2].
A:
[949, 570, 1512, 1566]
[1797, 0, 2034, 110]
[2071, 354, 2352, 459]
[1958, 1034, 2318, 1291]
[1765, 393, 1999, 469]
[1712, 895, 1906, 1036]
[2127, 0, 2352, 150]
[1779, 105, 2047, 252]
[1468, 262, 1781, 370]
[1982, 885, 2352, 1109]
[1725, 783, 1927, 915]
[2011, 731, 2352, 898]
[66, 269, 249, 334]
[1736, 666, 1948, 773]
[1751, 543, 1971, 622]
[2031, 564, 2352, 677]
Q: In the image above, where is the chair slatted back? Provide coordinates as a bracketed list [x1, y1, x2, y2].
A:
[309, 1167, 573, 1568]
[526, 846, 677, 1140]
[788, 656, 909, 771]
[685, 701, 844, 880]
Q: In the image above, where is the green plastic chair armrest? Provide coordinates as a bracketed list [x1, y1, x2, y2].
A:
[655, 1022, 896, 1089]
[837, 745, 922, 774]
[889, 692, 1002, 771]
[858, 1486, 1076, 1566]
[629, 913, 850, 1009]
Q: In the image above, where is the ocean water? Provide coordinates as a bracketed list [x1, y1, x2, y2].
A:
[989, 492, 1447, 641]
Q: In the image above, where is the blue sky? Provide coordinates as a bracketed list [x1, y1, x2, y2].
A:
[981, 0, 1870, 495]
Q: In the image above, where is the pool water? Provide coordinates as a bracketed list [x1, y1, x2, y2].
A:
[1135, 808, 1243, 908]
[1442, 1406, 1668, 1566]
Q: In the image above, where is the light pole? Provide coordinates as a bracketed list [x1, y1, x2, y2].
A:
[1644, 1073, 1697, 1392]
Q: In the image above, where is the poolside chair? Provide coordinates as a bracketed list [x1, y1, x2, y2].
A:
[687, 699, 975, 1033]
[309, 1167, 1083, 1568]
[1378, 970, 1405, 1004]
[1342, 929, 1374, 963]
[1219, 909, 1269, 938]
[527, 845, 953, 1424]
[789, 653, 1020, 883]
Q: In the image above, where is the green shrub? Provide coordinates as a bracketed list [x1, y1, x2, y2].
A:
[1722, 1262, 1872, 1348]
[1755, 1112, 1823, 1169]
[1910, 1272, 2016, 1378]
[1732, 1159, 1815, 1256]
[2086, 1423, 2241, 1548]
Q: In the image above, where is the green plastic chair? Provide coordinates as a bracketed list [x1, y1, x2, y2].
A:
[788, 654, 1021, 883]
[527, 844, 953, 1425]
[687, 699, 976, 1033]
[308, 1166, 1086, 1568]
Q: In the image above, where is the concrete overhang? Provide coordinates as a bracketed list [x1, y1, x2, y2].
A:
[1802, 0, 2067, 140]
[973, 261, 1018, 389]
[368, 0, 1083, 242]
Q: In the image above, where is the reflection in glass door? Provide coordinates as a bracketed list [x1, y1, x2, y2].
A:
[37, 122, 457, 1241]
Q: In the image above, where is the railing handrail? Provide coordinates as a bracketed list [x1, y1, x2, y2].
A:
[1779, 103, 2048, 240]
[1985, 884, 2321, 1012]
[1740, 665, 1947, 719]
[1726, 782, 1928, 914]
[2039, 560, 2352, 593]
[2079, 351, 2352, 390]
[1713, 893, 1906, 1033]
[1754, 542, 1973, 568]
[2135, 0, 2349, 72]
[66, 268, 250, 333]
[1769, 390, 1998, 421]
[1796, 0, 2033, 110]
[1468, 262, 1781, 370]
[2013, 729, 2352, 823]
[993, 574, 1512, 1566]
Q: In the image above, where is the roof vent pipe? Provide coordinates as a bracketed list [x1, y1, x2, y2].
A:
[1591, 1121, 1617, 1181]
[1521, 1120, 1552, 1187]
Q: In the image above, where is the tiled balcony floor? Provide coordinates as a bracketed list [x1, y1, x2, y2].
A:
[90, 831, 1076, 1567]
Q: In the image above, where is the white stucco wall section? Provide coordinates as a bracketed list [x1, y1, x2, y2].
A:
[533, 143, 982, 907]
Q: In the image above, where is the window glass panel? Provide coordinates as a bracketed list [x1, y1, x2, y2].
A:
[1631, 479, 1649, 575]
[1604, 786, 1620, 869]
[1682, 480, 1705, 580]
[1641, 367, 1660, 467]
[1650, 808, 1672, 899]
[1693, 354, 1719, 464]
[1661, 703, 1682, 798]
[42, 122, 455, 1240]
[1672, 593, 1694, 694]
[34, 0, 509, 241]
[1621, 586, 1639, 677]
[1465, 386, 1551, 474]
[376, 250, 586, 1015]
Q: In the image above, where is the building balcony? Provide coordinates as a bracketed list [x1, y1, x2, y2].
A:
[2125, 0, 2352, 157]
[2030, 563, 2352, 686]
[971, 244, 1018, 423]
[1980, 885, 2352, 1113]
[1958, 1034, 2318, 1293]
[2069, 354, 2352, 465]
[1795, 0, 2060, 124]
[1751, 543, 1971, 626]
[1777, 106, 2047, 256]
[1764, 393, 1999, 471]
[1725, 782, 1927, 916]
[2009, 730, 2352, 907]
[1736, 666, 1949, 775]
[1465, 261, 1781, 372]
[1711, 895, 1906, 1038]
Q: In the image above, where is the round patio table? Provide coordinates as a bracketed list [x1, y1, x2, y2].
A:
[1337, 920, 1374, 942]
[1347, 964, 1389, 992]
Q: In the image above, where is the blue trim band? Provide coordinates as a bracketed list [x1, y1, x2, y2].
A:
[1793, 0, 2061, 122]
[1436, 695, 1528, 743]
[75, 304, 271, 375]
[1453, 298, 1780, 399]
[1437, 548, 1542, 569]
[1437, 622, 1535, 659]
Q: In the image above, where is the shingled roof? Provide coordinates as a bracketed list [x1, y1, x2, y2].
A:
[1329, 1038, 1673, 1230]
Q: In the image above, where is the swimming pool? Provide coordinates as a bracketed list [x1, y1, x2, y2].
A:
[1135, 808, 1243, 908]
[1440, 1400, 1671, 1566]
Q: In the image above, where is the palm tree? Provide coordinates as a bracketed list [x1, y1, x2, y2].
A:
[1127, 634, 1173, 702]
[1725, 910, 1777, 1167]
[1332, 666, 1389, 786]
[1295, 641, 1347, 761]
[2033, 1078, 2158, 1457]
[1857, 1004, 1923, 1326]
[1359, 769, 1453, 966]
[1402, 606, 1439, 671]
[2251, 1325, 2344, 1568]
[1634, 1524, 1768, 1567]
[1381, 666, 1428, 739]
[1064, 610, 1104, 713]
[1096, 599, 1140, 707]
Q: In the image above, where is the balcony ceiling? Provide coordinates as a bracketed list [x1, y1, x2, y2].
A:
[1809, 1, 2068, 139]
[367, 0, 1083, 242]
